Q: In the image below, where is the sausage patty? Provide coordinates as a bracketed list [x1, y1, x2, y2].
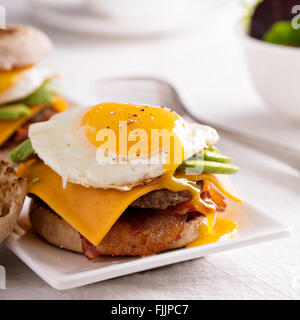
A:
[131, 181, 204, 209]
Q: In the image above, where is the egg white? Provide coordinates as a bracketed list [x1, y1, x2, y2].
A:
[29, 106, 219, 190]
[0, 64, 59, 105]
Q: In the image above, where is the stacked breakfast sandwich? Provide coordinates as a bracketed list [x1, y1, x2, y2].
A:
[0, 27, 242, 260]
[11, 102, 242, 260]
[0, 25, 68, 161]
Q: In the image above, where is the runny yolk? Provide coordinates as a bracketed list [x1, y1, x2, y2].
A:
[82, 102, 214, 215]
[0, 65, 33, 95]
[187, 217, 238, 248]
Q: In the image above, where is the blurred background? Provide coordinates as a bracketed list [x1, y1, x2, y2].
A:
[1, 0, 300, 148]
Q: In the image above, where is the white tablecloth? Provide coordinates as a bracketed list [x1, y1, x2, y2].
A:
[1, 0, 300, 300]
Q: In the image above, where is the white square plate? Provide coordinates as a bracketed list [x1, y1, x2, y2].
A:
[5, 198, 290, 290]
[4, 78, 291, 290]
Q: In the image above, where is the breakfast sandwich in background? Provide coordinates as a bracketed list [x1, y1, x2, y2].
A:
[0, 25, 68, 161]
[11, 102, 242, 260]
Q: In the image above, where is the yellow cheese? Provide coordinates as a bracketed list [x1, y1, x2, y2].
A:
[0, 105, 45, 145]
[18, 161, 241, 247]
[0, 65, 32, 94]
[52, 95, 68, 113]
[0, 97, 68, 146]
[18, 160, 181, 246]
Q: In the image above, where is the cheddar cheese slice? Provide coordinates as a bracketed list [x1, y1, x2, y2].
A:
[0, 97, 68, 146]
[19, 160, 171, 246]
[19, 161, 241, 247]
[0, 105, 45, 146]
[52, 95, 68, 113]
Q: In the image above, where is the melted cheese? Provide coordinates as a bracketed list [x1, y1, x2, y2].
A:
[187, 217, 238, 247]
[18, 160, 221, 246]
[175, 172, 243, 203]
[52, 95, 68, 113]
[18, 160, 241, 247]
[0, 105, 45, 145]
[0, 65, 33, 95]
[0, 97, 68, 146]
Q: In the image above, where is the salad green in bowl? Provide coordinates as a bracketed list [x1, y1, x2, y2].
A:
[240, 0, 300, 121]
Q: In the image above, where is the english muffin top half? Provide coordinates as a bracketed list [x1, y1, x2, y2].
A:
[0, 25, 53, 71]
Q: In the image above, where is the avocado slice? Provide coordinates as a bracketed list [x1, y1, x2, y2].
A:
[20, 82, 54, 106]
[178, 159, 240, 175]
[189, 147, 232, 163]
[9, 139, 35, 164]
[0, 104, 30, 120]
[203, 150, 233, 163]
[207, 146, 220, 154]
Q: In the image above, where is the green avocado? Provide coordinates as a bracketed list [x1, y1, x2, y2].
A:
[206, 146, 220, 154]
[0, 104, 30, 120]
[203, 150, 233, 163]
[20, 82, 55, 106]
[9, 139, 35, 164]
[178, 158, 240, 175]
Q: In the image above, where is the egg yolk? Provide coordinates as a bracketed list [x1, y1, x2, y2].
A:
[187, 218, 238, 247]
[82, 102, 184, 167]
[82, 102, 215, 215]
[0, 65, 33, 95]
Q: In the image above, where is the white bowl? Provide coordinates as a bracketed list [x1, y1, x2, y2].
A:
[240, 24, 300, 121]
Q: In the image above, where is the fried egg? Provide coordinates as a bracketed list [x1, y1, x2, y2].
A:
[0, 64, 59, 105]
[29, 102, 219, 190]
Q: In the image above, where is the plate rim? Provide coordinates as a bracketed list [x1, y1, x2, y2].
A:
[5, 200, 291, 290]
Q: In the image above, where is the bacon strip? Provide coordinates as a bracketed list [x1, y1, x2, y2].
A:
[12, 107, 58, 144]
[155, 200, 198, 216]
[201, 181, 226, 212]
[13, 126, 30, 144]
[81, 235, 101, 261]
